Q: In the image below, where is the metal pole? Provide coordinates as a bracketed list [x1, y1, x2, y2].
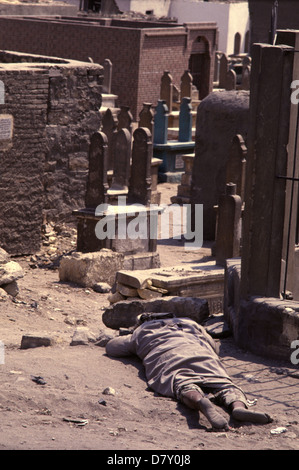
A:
[269, 1, 278, 45]
[282, 99, 299, 299]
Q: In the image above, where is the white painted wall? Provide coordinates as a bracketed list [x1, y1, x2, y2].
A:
[115, 0, 250, 55]
[116, 0, 171, 17]
[170, 0, 230, 52]
[227, 3, 250, 55]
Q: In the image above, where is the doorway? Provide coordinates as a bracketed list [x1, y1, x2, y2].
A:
[188, 36, 211, 100]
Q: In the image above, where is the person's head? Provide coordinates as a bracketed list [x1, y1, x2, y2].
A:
[136, 312, 176, 326]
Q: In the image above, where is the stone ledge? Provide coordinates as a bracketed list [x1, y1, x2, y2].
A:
[224, 258, 299, 360]
[102, 296, 209, 330]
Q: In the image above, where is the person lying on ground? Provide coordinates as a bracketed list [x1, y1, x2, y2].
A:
[105, 313, 273, 430]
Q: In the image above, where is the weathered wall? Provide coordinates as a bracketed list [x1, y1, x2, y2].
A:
[0, 66, 48, 255]
[0, 52, 103, 255]
[138, 23, 217, 107]
[44, 63, 102, 224]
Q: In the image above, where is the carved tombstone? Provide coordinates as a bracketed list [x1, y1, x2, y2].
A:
[153, 100, 168, 145]
[139, 103, 155, 134]
[85, 131, 109, 208]
[219, 53, 228, 88]
[226, 69, 237, 91]
[101, 108, 118, 171]
[226, 134, 247, 202]
[215, 183, 242, 266]
[241, 65, 251, 91]
[128, 127, 152, 206]
[178, 97, 192, 143]
[108, 128, 131, 194]
[180, 70, 193, 99]
[160, 71, 173, 113]
[102, 58, 112, 94]
[117, 105, 133, 134]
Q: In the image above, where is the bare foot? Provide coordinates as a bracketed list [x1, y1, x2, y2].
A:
[232, 407, 272, 424]
[198, 397, 229, 430]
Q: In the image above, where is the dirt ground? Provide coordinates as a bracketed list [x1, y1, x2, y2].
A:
[1, 183, 299, 452]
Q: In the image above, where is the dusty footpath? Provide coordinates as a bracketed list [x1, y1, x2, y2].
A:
[1, 183, 299, 453]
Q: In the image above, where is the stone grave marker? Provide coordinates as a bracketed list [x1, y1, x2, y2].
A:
[153, 99, 168, 145]
[102, 58, 112, 94]
[108, 128, 131, 199]
[160, 71, 173, 113]
[139, 103, 154, 134]
[219, 53, 228, 88]
[226, 69, 237, 91]
[215, 182, 242, 266]
[180, 70, 193, 99]
[178, 97, 192, 142]
[226, 134, 247, 202]
[101, 107, 118, 171]
[117, 105, 133, 134]
[241, 65, 251, 91]
[128, 127, 152, 206]
[85, 131, 109, 208]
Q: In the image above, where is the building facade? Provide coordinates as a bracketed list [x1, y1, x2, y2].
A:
[116, 0, 250, 55]
[0, 16, 218, 119]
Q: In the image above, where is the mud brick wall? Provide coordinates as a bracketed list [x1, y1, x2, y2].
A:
[0, 54, 103, 255]
[0, 68, 48, 255]
[44, 65, 102, 224]
[0, 17, 217, 119]
[0, 17, 142, 117]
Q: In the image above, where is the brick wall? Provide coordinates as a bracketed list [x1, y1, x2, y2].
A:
[0, 17, 217, 119]
[0, 52, 103, 255]
[138, 29, 188, 109]
[0, 67, 48, 255]
[45, 64, 103, 224]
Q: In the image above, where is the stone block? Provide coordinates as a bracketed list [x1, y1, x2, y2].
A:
[0, 260, 23, 286]
[20, 335, 52, 349]
[70, 326, 97, 346]
[0, 247, 9, 264]
[102, 296, 210, 329]
[2, 280, 19, 297]
[59, 250, 124, 287]
[116, 262, 224, 314]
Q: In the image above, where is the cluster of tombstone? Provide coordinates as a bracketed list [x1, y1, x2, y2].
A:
[159, 69, 199, 118]
[152, 71, 198, 182]
[215, 52, 251, 91]
[73, 103, 164, 256]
